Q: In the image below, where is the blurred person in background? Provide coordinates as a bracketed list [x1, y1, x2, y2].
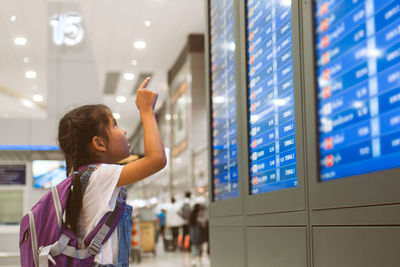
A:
[197, 202, 209, 255]
[189, 204, 206, 265]
[165, 197, 184, 251]
[156, 209, 166, 249]
[179, 191, 194, 250]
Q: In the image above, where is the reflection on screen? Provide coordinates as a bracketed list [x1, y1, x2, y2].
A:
[210, 0, 239, 201]
[247, 0, 298, 195]
[32, 160, 67, 188]
[315, 0, 400, 181]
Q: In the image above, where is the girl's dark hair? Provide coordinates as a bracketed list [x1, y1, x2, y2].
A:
[58, 104, 112, 235]
[189, 204, 202, 226]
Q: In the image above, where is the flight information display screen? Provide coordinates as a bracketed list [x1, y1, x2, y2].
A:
[209, 0, 239, 201]
[315, 0, 400, 181]
[32, 160, 66, 189]
[246, 0, 298, 195]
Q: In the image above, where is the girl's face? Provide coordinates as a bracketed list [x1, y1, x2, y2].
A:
[105, 116, 131, 163]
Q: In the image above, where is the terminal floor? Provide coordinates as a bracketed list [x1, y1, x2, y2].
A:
[0, 240, 211, 267]
[133, 240, 211, 267]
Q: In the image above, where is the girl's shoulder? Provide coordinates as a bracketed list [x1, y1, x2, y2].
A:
[88, 163, 124, 186]
[83, 163, 123, 211]
[93, 163, 124, 173]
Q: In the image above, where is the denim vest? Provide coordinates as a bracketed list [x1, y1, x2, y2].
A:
[117, 204, 133, 266]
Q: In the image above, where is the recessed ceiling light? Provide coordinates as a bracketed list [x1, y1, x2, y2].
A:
[33, 94, 43, 102]
[116, 96, 127, 103]
[131, 60, 138, 66]
[113, 113, 121, 120]
[22, 99, 34, 108]
[10, 16, 17, 22]
[144, 20, 151, 27]
[24, 57, 30, 63]
[165, 114, 171, 120]
[15, 37, 27, 46]
[123, 73, 134, 80]
[134, 41, 146, 49]
[25, 71, 37, 79]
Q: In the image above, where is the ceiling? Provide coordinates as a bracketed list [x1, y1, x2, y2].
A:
[0, 0, 205, 135]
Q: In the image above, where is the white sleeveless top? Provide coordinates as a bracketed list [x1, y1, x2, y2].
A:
[77, 164, 123, 264]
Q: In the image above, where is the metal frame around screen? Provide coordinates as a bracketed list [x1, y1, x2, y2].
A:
[303, 0, 400, 210]
[206, 0, 244, 217]
[242, 0, 307, 215]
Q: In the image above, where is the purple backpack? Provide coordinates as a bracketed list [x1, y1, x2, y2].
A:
[19, 164, 126, 267]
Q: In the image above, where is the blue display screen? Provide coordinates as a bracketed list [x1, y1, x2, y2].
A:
[246, 0, 298, 195]
[315, 0, 400, 181]
[0, 165, 26, 185]
[33, 160, 66, 189]
[210, 0, 239, 201]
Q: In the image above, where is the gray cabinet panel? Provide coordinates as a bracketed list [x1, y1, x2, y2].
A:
[310, 205, 400, 226]
[247, 227, 307, 267]
[210, 216, 244, 227]
[210, 227, 245, 267]
[313, 227, 400, 267]
[245, 211, 308, 227]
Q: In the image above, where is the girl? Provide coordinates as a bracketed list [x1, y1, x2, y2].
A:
[57, 78, 166, 266]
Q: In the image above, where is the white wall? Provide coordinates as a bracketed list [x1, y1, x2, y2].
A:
[0, 161, 48, 266]
[0, 2, 101, 147]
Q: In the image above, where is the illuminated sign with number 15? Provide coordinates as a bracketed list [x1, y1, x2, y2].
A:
[50, 13, 84, 46]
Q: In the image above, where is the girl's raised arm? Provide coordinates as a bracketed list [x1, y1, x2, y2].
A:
[117, 78, 167, 186]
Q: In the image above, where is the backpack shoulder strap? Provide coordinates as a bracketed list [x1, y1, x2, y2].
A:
[80, 164, 100, 194]
[86, 193, 126, 255]
[86, 188, 127, 245]
[65, 188, 127, 257]
[28, 210, 39, 267]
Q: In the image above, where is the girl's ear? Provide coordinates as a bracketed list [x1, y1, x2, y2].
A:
[92, 136, 107, 152]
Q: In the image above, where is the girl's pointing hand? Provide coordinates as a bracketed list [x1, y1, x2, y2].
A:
[135, 77, 158, 112]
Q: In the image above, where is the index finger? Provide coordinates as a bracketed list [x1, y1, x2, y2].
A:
[138, 77, 151, 90]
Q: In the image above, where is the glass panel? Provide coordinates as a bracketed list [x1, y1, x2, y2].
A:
[32, 160, 66, 188]
[0, 190, 23, 224]
[210, 0, 239, 201]
[315, 0, 400, 181]
[246, 0, 298, 194]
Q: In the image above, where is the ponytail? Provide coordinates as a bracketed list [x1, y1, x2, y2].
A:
[65, 117, 84, 236]
[65, 172, 83, 235]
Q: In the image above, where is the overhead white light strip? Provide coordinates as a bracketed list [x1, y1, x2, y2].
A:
[14, 37, 27, 46]
[0, 84, 46, 110]
[123, 73, 134, 80]
[134, 41, 146, 49]
[25, 71, 37, 79]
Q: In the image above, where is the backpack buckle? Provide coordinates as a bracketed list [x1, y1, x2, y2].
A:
[119, 188, 127, 201]
[88, 239, 102, 255]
